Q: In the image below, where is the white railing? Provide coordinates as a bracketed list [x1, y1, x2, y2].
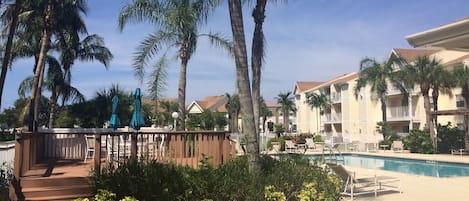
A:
[387, 106, 409, 119]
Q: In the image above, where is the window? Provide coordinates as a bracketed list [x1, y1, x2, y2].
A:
[456, 95, 465, 108]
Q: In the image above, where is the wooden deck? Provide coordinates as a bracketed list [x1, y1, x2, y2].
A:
[10, 129, 236, 201]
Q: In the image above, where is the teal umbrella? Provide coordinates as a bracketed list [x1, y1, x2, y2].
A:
[109, 95, 120, 130]
[130, 88, 145, 131]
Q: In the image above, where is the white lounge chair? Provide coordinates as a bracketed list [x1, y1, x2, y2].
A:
[391, 141, 404, 152]
[327, 163, 401, 200]
[305, 138, 316, 150]
[285, 140, 297, 153]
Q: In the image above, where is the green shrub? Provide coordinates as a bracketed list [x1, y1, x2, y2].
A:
[73, 189, 138, 201]
[267, 138, 285, 151]
[403, 129, 434, 154]
[437, 123, 465, 153]
[313, 135, 323, 142]
[93, 156, 341, 201]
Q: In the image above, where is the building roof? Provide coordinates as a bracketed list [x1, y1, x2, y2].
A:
[264, 100, 280, 108]
[293, 81, 323, 94]
[406, 17, 469, 51]
[310, 72, 358, 92]
[444, 54, 469, 66]
[391, 48, 440, 62]
[189, 95, 228, 113]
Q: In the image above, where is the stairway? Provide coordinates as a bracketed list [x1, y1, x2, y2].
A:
[14, 159, 94, 201]
[21, 176, 93, 201]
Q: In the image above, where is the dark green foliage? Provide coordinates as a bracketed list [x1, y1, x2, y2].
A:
[186, 111, 227, 131]
[94, 156, 341, 201]
[376, 122, 399, 148]
[403, 129, 434, 154]
[437, 123, 464, 153]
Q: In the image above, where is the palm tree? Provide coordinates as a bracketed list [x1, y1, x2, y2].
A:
[259, 97, 272, 133]
[354, 57, 406, 123]
[453, 65, 469, 151]
[0, 0, 23, 110]
[400, 56, 443, 151]
[305, 92, 330, 134]
[21, 0, 88, 131]
[225, 93, 240, 133]
[430, 66, 454, 124]
[250, 0, 266, 136]
[276, 92, 296, 132]
[228, 0, 260, 172]
[118, 0, 231, 131]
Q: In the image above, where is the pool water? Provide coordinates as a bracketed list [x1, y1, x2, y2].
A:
[310, 154, 469, 178]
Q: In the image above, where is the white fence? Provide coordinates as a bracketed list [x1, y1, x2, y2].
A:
[0, 141, 14, 165]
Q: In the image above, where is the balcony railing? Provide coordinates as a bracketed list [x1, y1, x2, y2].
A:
[322, 113, 342, 123]
[387, 106, 410, 120]
[13, 128, 235, 179]
[331, 93, 341, 103]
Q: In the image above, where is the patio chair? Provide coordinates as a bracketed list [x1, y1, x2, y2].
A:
[366, 143, 378, 152]
[84, 135, 95, 162]
[285, 140, 297, 153]
[305, 138, 316, 150]
[326, 163, 401, 200]
[391, 141, 404, 152]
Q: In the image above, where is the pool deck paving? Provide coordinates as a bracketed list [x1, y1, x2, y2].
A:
[333, 151, 469, 201]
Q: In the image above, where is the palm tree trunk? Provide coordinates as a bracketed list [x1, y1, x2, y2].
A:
[380, 93, 387, 123]
[228, 0, 260, 172]
[251, 0, 266, 137]
[178, 47, 189, 131]
[283, 109, 289, 132]
[464, 93, 469, 151]
[423, 93, 436, 152]
[48, 87, 58, 128]
[31, 29, 51, 131]
[0, 0, 22, 110]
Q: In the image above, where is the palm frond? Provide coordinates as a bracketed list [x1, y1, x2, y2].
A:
[199, 32, 234, 58]
[133, 31, 177, 81]
[147, 54, 169, 99]
[18, 76, 33, 98]
[118, 0, 163, 31]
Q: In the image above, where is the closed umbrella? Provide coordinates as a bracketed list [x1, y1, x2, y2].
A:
[130, 88, 145, 130]
[109, 95, 120, 130]
[108, 95, 120, 164]
[130, 88, 145, 159]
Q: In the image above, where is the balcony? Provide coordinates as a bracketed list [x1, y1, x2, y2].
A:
[322, 113, 342, 123]
[331, 93, 341, 104]
[387, 106, 410, 120]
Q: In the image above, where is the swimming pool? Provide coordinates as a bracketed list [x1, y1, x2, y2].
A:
[310, 154, 469, 178]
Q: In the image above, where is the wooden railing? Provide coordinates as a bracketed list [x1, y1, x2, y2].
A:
[13, 128, 236, 178]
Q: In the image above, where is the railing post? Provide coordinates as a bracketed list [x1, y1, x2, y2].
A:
[94, 133, 101, 175]
[131, 133, 137, 161]
[13, 131, 24, 179]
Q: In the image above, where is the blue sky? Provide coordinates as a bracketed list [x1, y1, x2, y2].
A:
[2, 0, 468, 111]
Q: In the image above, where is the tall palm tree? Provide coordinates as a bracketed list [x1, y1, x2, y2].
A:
[228, 0, 260, 172]
[305, 92, 330, 134]
[354, 57, 406, 123]
[453, 65, 469, 151]
[250, 0, 266, 137]
[22, 0, 88, 131]
[118, 0, 231, 131]
[276, 92, 296, 132]
[225, 93, 240, 133]
[430, 66, 454, 124]
[0, 0, 23, 110]
[400, 56, 443, 151]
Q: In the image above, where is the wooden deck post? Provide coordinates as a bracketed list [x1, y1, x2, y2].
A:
[94, 133, 101, 175]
